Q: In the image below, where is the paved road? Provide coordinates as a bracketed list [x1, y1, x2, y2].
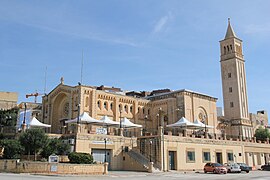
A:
[1, 170, 270, 180]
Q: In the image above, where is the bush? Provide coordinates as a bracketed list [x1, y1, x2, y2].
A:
[255, 126, 270, 141]
[68, 152, 94, 164]
[41, 138, 70, 159]
[0, 139, 23, 159]
[19, 128, 48, 161]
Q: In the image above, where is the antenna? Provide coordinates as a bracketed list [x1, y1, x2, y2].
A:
[44, 66, 47, 94]
[80, 49, 84, 85]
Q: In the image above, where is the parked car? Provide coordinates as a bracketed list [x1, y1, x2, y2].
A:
[223, 162, 241, 173]
[261, 163, 270, 171]
[237, 163, 252, 173]
[204, 163, 227, 174]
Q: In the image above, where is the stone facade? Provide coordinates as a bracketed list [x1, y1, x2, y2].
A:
[34, 20, 270, 172]
[42, 83, 217, 136]
[0, 91, 18, 110]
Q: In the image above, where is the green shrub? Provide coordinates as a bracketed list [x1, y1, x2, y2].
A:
[41, 138, 70, 159]
[0, 139, 23, 159]
[68, 152, 94, 164]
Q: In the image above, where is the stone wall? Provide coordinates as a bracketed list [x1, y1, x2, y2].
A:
[0, 160, 106, 175]
[0, 92, 18, 110]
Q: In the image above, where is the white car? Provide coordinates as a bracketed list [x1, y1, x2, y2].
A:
[223, 162, 241, 173]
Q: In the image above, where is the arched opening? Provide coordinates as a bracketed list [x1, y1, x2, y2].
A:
[51, 93, 69, 134]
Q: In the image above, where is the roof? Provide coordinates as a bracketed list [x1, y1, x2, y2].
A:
[225, 18, 237, 39]
[146, 89, 218, 101]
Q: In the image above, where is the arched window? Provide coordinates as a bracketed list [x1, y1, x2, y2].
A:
[143, 108, 145, 114]
[104, 102, 107, 110]
[119, 104, 122, 112]
[85, 97, 89, 107]
[124, 105, 128, 113]
[97, 101, 101, 109]
[230, 44, 233, 50]
[148, 109, 150, 115]
[110, 103, 113, 110]
[224, 46, 226, 54]
[227, 45, 229, 52]
[138, 107, 140, 113]
[130, 106, 133, 113]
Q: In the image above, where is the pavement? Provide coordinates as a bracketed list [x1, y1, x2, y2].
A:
[1, 170, 270, 180]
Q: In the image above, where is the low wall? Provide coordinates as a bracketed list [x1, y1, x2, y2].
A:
[0, 160, 106, 175]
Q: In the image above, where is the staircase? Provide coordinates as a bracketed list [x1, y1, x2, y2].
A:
[126, 149, 161, 172]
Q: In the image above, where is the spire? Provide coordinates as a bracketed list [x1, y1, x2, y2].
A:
[225, 18, 237, 39]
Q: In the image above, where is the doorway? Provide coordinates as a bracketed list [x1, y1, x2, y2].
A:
[216, 152, 223, 164]
[92, 149, 111, 169]
[169, 151, 176, 170]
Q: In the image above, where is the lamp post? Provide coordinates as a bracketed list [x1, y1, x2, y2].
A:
[76, 103, 81, 124]
[119, 109, 123, 136]
[104, 138, 107, 163]
[202, 115, 207, 137]
[23, 102, 27, 124]
[149, 140, 152, 162]
[144, 115, 148, 136]
[21, 102, 27, 132]
[120, 109, 122, 129]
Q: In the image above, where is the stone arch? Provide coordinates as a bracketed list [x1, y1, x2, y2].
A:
[51, 93, 69, 133]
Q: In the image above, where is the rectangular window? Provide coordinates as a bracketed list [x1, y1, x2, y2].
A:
[230, 102, 234, 107]
[229, 87, 232, 93]
[228, 73, 232, 78]
[187, 151, 195, 163]
[203, 152, 211, 162]
[227, 152, 234, 162]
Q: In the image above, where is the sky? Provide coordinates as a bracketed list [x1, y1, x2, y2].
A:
[0, 0, 270, 116]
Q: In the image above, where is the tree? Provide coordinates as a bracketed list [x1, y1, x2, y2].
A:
[68, 152, 94, 164]
[0, 139, 23, 159]
[19, 128, 48, 161]
[41, 138, 70, 159]
[254, 126, 270, 141]
[0, 107, 19, 127]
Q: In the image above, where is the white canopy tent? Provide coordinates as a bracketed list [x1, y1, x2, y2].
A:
[166, 117, 201, 129]
[193, 119, 214, 129]
[98, 116, 120, 127]
[29, 117, 51, 128]
[65, 112, 100, 124]
[120, 117, 142, 129]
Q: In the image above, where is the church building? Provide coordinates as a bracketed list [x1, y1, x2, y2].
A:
[39, 20, 270, 171]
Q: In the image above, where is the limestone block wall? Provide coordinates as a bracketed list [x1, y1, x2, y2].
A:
[0, 160, 105, 174]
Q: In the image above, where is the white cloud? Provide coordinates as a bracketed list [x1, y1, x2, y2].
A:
[0, 8, 139, 47]
[153, 12, 173, 34]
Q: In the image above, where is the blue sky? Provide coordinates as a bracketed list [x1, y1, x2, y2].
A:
[1, 0, 270, 115]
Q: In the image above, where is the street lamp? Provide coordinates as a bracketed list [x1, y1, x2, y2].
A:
[104, 138, 107, 163]
[119, 109, 123, 136]
[23, 102, 27, 124]
[119, 109, 122, 129]
[149, 140, 152, 162]
[76, 103, 81, 124]
[202, 115, 207, 137]
[144, 115, 148, 136]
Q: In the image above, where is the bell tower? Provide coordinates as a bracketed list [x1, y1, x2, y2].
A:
[220, 19, 252, 138]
